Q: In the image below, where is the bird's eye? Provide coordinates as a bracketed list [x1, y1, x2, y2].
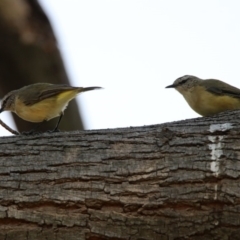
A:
[179, 79, 188, 85]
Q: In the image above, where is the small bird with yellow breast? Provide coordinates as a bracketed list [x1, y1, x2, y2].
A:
[166, 75, 240, 116]
[0, 83, 102, 133]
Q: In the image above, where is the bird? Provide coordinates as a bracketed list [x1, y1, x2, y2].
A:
[0, 83, 102, 132]
[165, 75, 240, 116]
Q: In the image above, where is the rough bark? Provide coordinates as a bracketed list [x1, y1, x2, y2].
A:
[0, 0, 84, 132]
[0, 110, 240, 240]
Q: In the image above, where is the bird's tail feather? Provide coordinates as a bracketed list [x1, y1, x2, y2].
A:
[80, 86, 103, 92]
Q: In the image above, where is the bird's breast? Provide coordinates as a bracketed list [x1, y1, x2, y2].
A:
[181, 86, 240, 116]
[14, 90, 78, 122]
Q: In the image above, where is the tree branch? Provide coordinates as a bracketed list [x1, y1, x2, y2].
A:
[0, 110, 240, 239]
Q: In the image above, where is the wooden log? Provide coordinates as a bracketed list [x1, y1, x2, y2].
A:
[0, 110, 240, 239]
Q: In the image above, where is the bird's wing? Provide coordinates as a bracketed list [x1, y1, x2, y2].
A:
[38, 86, 81, 101]
[21, 84, 81, 106]
[38, 86, 101, 101]
[38, 86, 102, 103]
[205, 79, 240, 98]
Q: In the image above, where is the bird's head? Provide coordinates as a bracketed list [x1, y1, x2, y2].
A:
[166, 75, 201, 94]
[0, 90, 17, 113]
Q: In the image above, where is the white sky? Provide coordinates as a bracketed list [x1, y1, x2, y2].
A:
[1, 0, 240, 135]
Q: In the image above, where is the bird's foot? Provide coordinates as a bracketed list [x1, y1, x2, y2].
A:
[21, 128, 61, 135]
[47, 128, 61, 133]
[21, 129, 43, 135]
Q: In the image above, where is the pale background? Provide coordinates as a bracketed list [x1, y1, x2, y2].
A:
[1, 0, 240, 135]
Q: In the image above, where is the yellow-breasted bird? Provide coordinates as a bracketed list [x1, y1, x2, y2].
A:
[0, 83, 102, 132]
[166, 75, 240, 116]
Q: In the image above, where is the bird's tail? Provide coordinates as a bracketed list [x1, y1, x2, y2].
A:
[80, 86, 103, 92]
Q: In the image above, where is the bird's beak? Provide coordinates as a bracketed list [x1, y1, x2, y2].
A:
[165, 84, 176, 89]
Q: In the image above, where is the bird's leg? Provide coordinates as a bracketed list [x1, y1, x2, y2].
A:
[51, 113, 63, 132]
[22, 113, 63, 135]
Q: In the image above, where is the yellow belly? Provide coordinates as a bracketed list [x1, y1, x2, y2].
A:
[182, 86, 240, 116]
[14, 90, 78, 122]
